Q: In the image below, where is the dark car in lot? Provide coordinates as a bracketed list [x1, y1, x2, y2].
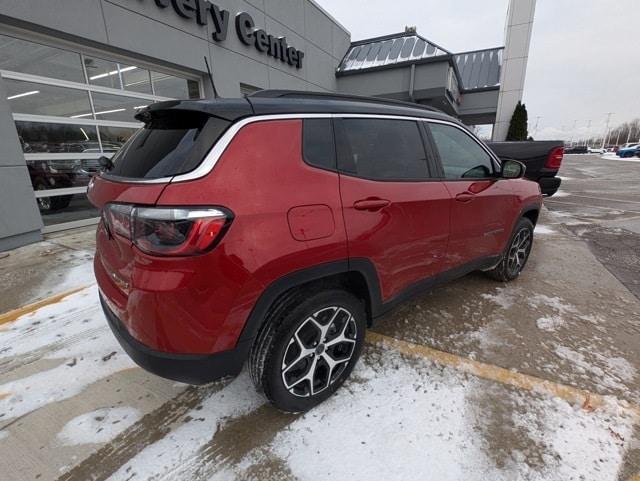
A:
[88, 91, 543, 411]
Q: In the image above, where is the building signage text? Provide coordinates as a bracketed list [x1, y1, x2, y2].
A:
[150, 0, 305, 68]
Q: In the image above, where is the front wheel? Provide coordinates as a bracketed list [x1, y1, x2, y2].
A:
[249, 289, 366, 412]
[485, 217, 534, 282]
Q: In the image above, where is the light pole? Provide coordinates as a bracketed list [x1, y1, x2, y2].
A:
[533, 116, 541, 137]
[601, 113, 614, 149]
[569, 120, 578, 146]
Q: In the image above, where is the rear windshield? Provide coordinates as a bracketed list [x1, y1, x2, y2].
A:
[105, 111, 230, 179]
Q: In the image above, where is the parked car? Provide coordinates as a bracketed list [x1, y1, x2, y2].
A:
[487, 141, 564, 196]
[88, 91, 543, 412]
[617, 143, 639, 158]
[587, 147, 606, 154]
[563, 145, 588, 154]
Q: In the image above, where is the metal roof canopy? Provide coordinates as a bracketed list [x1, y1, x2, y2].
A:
[337, 32, 503, 92]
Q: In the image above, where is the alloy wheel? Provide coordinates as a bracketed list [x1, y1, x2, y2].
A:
[506, 228, 532, 275]
[281, 306, 357, 397]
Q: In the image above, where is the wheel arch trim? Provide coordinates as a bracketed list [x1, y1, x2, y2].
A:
[237, 258, 382, 345]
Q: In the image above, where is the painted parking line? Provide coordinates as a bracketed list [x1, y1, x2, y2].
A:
[366, 331, 640, 419]
[0, 286, 89, 326]
[2, 286, 638, 421]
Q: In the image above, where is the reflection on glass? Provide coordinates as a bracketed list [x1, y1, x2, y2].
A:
[89, 92, 150, 122]
[0, 34, 84, 83]
[84, 56, 123, 90]
[98, 126, 138, 151]
[5, 79, 91, 118]
[27, 157, 98, 199]
[122, 67, 152, 94]
[151, 71, 200, 99]
[38, 192, 99, 225]
[16, 121, 98, 153]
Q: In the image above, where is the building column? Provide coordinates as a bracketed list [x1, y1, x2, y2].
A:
[0, 77, 43, 251]
[492, 0, 537, 141]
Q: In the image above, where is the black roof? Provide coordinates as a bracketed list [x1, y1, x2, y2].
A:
[138, 90, 455, 124]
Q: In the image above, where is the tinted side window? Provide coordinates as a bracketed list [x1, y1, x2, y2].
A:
[428, 123, 495, 179]
[336, 118, 429, 180]
[303, 118, 336, 171]
[107, 113, 229, 179]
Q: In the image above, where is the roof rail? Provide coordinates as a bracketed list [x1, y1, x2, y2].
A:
[250, 89, 441, 113]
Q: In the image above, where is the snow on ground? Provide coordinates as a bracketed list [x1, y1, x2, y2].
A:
[551, 190, 569, 197]
[554, 346, 637, 393]
[98, 349, 637, 481]
[534, 225, 556, 235]
[602, 153, 640, 162]
[481, 287, 517, 310]
[0, 430, 8, 440]
[536, 316, 565, 331]
[57, 406, 141, 446]
[0, 286, 135, 420]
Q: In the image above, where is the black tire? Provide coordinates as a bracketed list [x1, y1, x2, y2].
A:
[33, 179, 72, 212]
[485, 217, 534, 282]
[249, 289, 366, 412]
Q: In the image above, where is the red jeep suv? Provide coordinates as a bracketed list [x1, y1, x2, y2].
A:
[89, 91, 542, 412]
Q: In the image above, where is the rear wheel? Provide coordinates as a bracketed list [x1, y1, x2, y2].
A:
[485, 217, 534, 282]
[249, 289, 366, 412]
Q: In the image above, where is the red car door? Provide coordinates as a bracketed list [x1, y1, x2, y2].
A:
[427, 122, 516, 269]
[335, 117, 450, 302]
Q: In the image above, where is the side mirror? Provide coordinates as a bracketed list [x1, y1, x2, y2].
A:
[501, 159, 526, 179]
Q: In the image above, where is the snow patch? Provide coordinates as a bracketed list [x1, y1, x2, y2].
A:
[57, 407, 141, 446]
[107, 371, 264, 481]
[527, 294, 577, 315]
[536, 316, 565, 331]
[481, 288, 516, 310]
[554, 346, 636, 392]
[534, 225, 556, 235]
[551, 190, 569, 197]
[0, 286, 136, 419]
[0, 430, 8, 441]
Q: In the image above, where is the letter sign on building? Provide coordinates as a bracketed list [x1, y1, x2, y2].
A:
[148, 0, 304, 68]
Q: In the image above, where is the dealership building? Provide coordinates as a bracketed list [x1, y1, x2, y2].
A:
[0, 0, 535, 250]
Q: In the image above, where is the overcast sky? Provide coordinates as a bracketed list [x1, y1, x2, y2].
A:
[318, 0, 640, 141]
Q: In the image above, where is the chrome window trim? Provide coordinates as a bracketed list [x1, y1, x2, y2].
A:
[101, 113, 499, 185]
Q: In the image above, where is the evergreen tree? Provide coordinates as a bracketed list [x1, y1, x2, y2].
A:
[506, 101, 529, 141]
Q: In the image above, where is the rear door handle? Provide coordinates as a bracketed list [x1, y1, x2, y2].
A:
[353, 198, 391, 211]
[455, 192, 474, 203]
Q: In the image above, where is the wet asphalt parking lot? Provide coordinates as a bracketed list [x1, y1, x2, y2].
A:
[0, 153, 639, 481]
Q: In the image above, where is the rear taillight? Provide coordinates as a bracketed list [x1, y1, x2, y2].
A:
[103, 204, 231, 256]
[545, 147, 564, 169]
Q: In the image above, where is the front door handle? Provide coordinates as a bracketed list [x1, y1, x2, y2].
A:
[455, 192, 474, 203]
[353, 198, 391, 211]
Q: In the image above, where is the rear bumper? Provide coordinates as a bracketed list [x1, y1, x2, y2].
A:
[538, 176, 561, 196]
[100, 293, 251, 384]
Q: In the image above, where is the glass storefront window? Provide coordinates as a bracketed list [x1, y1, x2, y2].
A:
[84, 56, 123, 90]
[0, 34, 84, 83]
[5, 79, 91, 118]
[151, 71, 200, 99]
[2, 33, 201, 232]
[37, 192, 99, 227]
[84, 56, 154, 95]
[90, 92, 150, 122]
[16, 121, 98, 154]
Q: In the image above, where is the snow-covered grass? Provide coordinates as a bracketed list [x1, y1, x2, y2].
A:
[57, 407, 141, 446]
